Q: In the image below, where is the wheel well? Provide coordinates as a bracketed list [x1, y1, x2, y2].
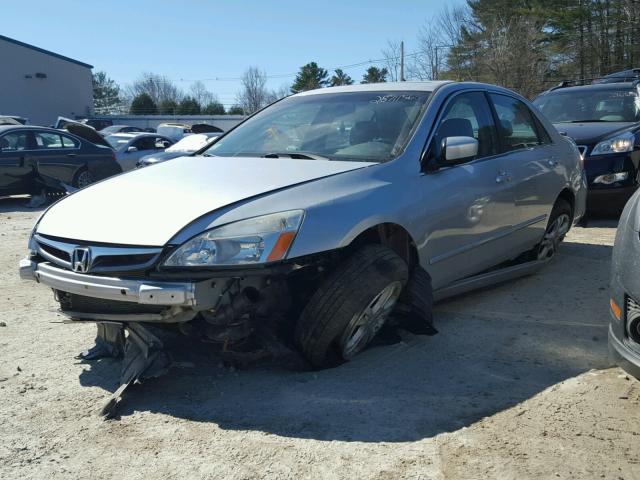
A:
[349, 223, 419, 270]
[557, 188, 575, 220]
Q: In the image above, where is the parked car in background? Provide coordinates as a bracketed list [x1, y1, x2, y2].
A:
[83, 119, 113, 131]
[157, 123, 193, 142]
[609, 188, 640, 379]
[0, 115, 27, 125]
[0, 125, 121, 196]
[533, 80, 640, 213]
[136, 132, 221, 167]
[100, 125, 146, 136]
[104, 132, 173, 171]
[593, 68, 640, 84]
[19, 80, 585, 405]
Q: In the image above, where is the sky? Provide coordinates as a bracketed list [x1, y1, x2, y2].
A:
[3, 0, 463, 107]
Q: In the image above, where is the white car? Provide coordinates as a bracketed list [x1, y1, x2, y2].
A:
[136, 133, 222, 167]
[104, 132, 173, 171]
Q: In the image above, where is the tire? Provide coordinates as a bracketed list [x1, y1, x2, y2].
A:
[393, 267, 437, 335]
[295, 244, 409, 368]
[73, 168, 95, 189]
[537, 198, 572, 261]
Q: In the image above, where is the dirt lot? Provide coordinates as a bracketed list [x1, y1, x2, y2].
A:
[0, 197, 639, 480]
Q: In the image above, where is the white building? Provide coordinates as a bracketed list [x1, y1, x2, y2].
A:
[0, 34, 93, 126]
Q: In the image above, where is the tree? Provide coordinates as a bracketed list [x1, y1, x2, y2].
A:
[329, 69, 354, 86]
[158, 99, 178, 115]
[291, 62, 329, 93]
[189, 81, 215, 106]
[228, 105, 245, 115]
[176, 96, 201, 115]
[203, 101, 226, 115]
[236, 67, 269, 114]
[361, 66, 388, 84]
[381, 41, 403, 81]
[129, 93, 157, 115]
[92, 71, 122, 114]
[126, 72, 182, 106]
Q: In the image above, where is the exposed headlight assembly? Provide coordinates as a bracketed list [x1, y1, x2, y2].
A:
[163, 210, 304, 267]
[593, 172, 629, 185]
[591, 131, 635, 155]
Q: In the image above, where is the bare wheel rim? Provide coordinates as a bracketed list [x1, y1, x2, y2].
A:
[339, 281, 403, 359]
[76, 171, 94, 188]
[538, 213, 570, 260]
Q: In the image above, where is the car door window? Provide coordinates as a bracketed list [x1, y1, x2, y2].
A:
[35, 132, 64, 149]
[132, 137, 154, 151]
[490, 94, 544, 152]
[0, 132, 29, 152]
[60, 135, 79, 148]
[433, 92, 498, 159]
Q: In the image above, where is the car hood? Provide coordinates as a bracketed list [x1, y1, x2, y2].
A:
[552, 122, 635, 146]
[139, 151, 186, 165]
[36, 155, 376, 246]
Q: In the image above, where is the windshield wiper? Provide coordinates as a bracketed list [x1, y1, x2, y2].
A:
[262, 152, 331, 161]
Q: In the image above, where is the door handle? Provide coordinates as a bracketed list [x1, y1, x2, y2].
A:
[495, 171, 512, 184]
[67, 153, 77, 158]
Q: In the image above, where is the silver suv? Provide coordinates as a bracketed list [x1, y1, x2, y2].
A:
[20, 82, 586, 409]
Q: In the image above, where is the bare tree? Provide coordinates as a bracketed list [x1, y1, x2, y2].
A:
[189, 81, 216, 107]
[381, 40, 403, 81]
[236, 67, 269, 115]
[125, 72, 183, 106]
[409, 22, 445, 80]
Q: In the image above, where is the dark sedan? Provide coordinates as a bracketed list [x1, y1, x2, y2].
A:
[0, 125, 121, 197]
[533, 81, 640, 214]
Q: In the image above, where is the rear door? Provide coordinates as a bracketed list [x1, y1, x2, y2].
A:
[32, 130, 82, 186]
[419, 91, 516, 288]
[0, 130, 36, 195]
[488, 93, 564, 252]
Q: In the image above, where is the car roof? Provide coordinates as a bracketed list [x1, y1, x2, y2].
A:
[0, 125, 69, 134]
[541, 82, 638, 95]
[293, 81, 452, 96]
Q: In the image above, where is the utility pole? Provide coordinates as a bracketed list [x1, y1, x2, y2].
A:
[400, 41, 405, 81]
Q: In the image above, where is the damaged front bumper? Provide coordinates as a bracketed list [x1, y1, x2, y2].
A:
[19, 258, 205, 322]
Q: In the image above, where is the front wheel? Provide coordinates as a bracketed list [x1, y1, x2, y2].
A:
[537, 199, 572, 261]
[295, 244, 408, 368]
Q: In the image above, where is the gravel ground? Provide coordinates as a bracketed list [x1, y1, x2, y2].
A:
[0, 197, 639, 480]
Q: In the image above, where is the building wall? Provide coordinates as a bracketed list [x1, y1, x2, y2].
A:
[0, 39, 93, 126]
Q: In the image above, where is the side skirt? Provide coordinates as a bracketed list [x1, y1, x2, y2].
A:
[433, 258, 548, 302]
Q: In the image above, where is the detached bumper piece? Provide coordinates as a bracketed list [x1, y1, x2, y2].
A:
[100, 323, 172, 419]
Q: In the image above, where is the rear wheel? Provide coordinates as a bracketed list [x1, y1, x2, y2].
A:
[295, 244, 408, 368]
[73, 169, 95, 189]
[537, 198, 572, 261]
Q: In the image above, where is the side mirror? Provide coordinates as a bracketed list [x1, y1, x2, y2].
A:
[441, 136, 478, 164]
[127, 146, 138, 153]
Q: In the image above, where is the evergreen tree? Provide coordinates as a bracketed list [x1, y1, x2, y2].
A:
[176, 96, 201, 115]
[361, 66, 389, 84]
[330, 69, 354, 86]
[129, 93, 157, 115]
[203, 102, 226, 115]
[291, 62, 329, 93]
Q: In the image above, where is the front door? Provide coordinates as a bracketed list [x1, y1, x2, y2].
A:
[0, 130, 36, 195]
[416, 91, 516, 289]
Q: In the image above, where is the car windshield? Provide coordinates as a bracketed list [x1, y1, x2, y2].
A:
[533, 88, 640, 123]
[105, 135, 131, 151]
[166, 134, 210, 152]
[204, 91, 432, 162]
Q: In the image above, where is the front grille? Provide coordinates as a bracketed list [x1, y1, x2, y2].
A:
[626, 296, 640, 347]
[56, 291, 165, 314]
[34, 234, 163, 275]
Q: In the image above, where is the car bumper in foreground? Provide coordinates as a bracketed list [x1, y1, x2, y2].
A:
[587, 185, 636, 213]
[608, 324, 640, 379]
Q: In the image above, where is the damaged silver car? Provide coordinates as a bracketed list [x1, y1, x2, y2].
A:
[19, 81, 586, 415]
